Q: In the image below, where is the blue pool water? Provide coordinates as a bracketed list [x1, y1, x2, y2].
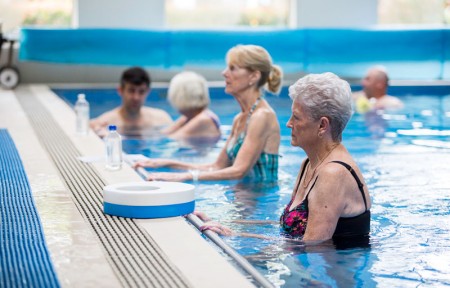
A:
[55, 86, 450, 287]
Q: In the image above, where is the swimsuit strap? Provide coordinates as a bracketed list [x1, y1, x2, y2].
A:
[245, 96, 263, 128]
[291, 158, 310, 200]
[206, 110, 221, 129]
[331, 160, 368, 211]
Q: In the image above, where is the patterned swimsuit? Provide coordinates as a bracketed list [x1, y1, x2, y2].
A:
[226, 96, 278, 181]
[280, 159, 370, 238]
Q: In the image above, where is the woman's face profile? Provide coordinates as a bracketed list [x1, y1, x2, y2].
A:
[287, 100, 317, 148]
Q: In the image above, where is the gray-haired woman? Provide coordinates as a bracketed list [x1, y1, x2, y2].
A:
[162, 71, 220, 140]
[199, 72, 371, 243]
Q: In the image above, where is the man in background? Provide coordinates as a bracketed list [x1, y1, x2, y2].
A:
[354, 66, 404, 112]
[90, 67, 173, 136]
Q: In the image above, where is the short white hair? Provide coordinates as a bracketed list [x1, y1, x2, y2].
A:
[288, 72, 353, 142]
[168, 71, 210, 111]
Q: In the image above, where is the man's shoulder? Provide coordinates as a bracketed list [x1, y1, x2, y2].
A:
[379, 95, 404, 109]
[141, 106, 173, 123]
[92, 108, 120, 122]
[352, 91, 366, 100]
[385, 94, 402, 101]
[369, 95, 404, 111]
[142, 106, 170, 116]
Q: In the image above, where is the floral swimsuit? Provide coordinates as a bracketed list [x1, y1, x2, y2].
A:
[280, 159, 370, 238]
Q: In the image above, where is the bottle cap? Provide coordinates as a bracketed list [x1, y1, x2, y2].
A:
[108, 125, 117, 131]
[78, 93, 86, 100]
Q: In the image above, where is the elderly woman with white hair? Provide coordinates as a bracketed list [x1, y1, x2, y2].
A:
[279, 72, 371, 241]
[198, 72, 371, 243]
[162, 71, 221, 139]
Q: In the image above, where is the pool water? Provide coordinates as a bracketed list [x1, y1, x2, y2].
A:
[55, 86, 450, 287]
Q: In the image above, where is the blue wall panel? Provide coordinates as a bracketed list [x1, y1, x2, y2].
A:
[304, 29, 444, 79]
[443, 29, 450, 80]
[19, 28, 450, 80]
[166, 29, 305, 72]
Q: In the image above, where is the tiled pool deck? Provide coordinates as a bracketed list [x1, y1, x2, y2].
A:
[0, 85, 255, 288]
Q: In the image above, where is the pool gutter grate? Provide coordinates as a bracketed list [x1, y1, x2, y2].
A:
[16, 87, 191, 288]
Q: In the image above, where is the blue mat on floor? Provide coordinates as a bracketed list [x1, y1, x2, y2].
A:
[0, 129, 60, 288]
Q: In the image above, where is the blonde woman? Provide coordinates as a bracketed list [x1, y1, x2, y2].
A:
[134, 44, 283, 182]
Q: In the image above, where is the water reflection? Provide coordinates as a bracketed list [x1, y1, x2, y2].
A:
[364, 110, 388, 139]
[288, 243, 376, 287]
[93, 91, 450, 287]
[237, 236, 374, 287]
[224, 181, 280, 219]
[213, 178, 376, 287]
[122, 133, 221, 158]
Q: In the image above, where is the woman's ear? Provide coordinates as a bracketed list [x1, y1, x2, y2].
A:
[318, 117, 330, 135]
[250, 70, 261, 85]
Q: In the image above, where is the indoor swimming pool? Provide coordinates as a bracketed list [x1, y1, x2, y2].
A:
[55, 85, 450, 287]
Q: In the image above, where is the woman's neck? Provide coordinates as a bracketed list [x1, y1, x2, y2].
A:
[236, 89, 262, 113]
[307, 142, 340, 168]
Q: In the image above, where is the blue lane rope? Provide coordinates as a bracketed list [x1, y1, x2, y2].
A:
[0, 129, 60, 288]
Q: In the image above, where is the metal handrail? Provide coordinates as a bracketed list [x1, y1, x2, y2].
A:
[185, 214, 274, 288]
[125, 156, 274, 288]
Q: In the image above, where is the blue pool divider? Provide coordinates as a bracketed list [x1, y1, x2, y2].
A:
[0, 129, 60, 288]
[20, 28, 450, 80]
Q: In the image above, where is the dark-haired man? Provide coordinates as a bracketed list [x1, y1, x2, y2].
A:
[90, 67, 173, 136]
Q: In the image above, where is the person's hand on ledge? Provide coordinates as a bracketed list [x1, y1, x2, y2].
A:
[192, 211, 211, 222]
[146, 172, 191, 182]
[199, 221, 234, 236]
[133, 159, 174, 169]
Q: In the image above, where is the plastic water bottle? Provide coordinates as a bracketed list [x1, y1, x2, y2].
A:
[105, 125, 122, 170]
[75, 93, 89, 135]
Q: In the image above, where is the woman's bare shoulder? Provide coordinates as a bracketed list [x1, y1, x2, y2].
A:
[249, 106, 277, 125]
[317, 159, 364, 193]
